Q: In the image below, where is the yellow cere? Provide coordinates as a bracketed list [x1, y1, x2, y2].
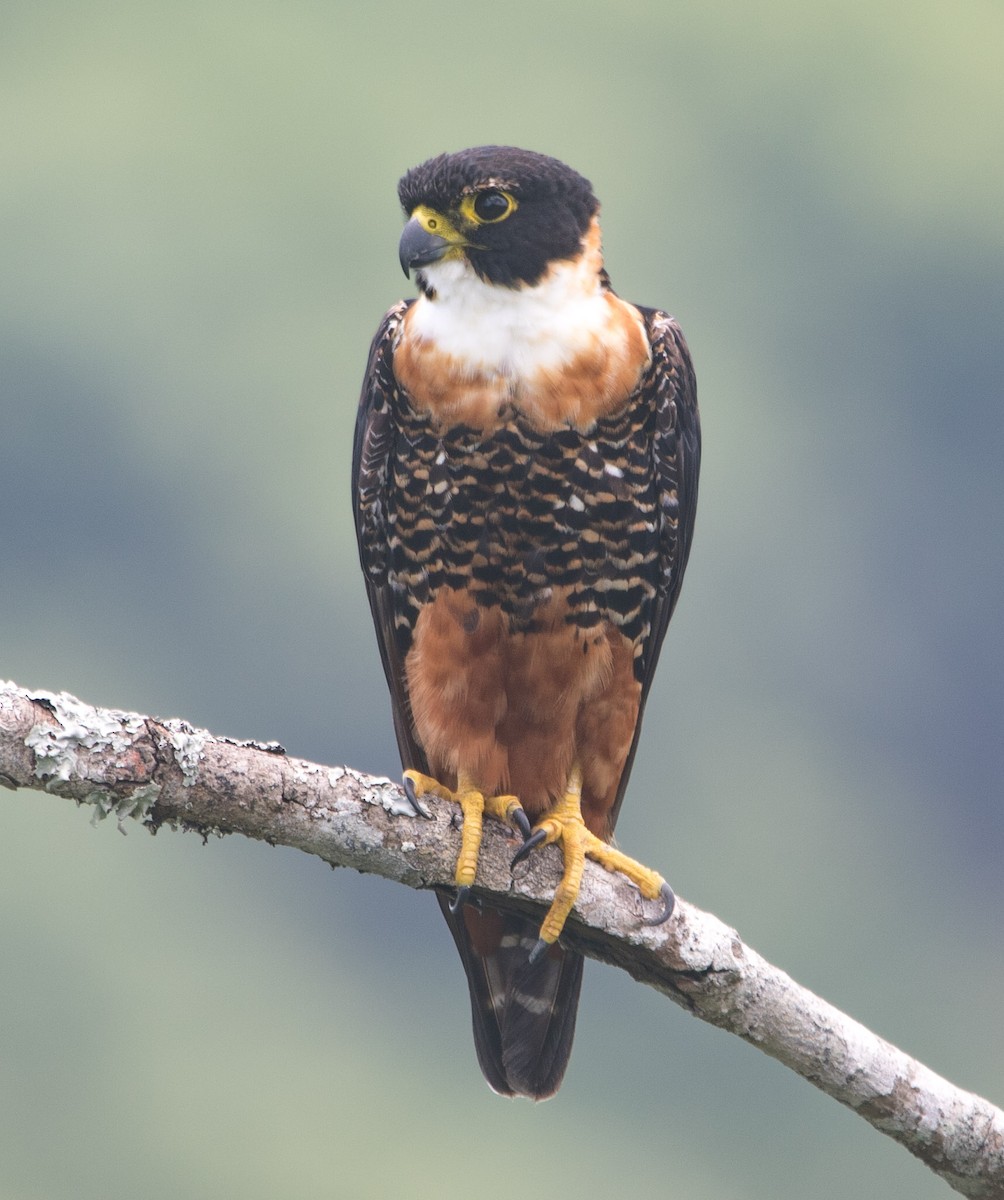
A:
[409, 204, 468, 244]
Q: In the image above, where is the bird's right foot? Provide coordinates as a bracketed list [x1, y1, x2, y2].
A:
[403, 770, 531, 903]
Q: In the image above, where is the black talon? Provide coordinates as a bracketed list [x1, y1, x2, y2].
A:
[512, 807, 532, 841]
[449, 885, 473, 914]
[527, 938, 550, 965]
[402, 774, 433, 819]
[511, 828, 547, 869]
[641, 881, 676, 926]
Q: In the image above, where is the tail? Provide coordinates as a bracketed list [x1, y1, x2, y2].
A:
[438, 894, 584, 1099]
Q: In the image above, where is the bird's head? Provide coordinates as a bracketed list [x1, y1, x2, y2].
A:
[397, 146, 600, 292]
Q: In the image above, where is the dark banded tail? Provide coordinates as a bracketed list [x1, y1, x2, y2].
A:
[438, 895, 584, 1099]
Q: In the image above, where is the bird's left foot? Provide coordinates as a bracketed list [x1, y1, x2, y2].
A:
[511, 766, 674, 960]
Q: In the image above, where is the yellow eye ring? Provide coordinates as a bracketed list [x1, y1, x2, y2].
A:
[460, 188, 517, 225]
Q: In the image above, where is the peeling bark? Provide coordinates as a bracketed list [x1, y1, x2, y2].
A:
[1, 680, 1002, 1197]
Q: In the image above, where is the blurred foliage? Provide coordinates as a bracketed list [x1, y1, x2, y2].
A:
[1, 2, 1002, 1197]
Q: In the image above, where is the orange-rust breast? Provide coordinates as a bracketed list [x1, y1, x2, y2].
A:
[518, 299, 649, 431]
[394, 296, 648, 434]
[393, 335, 512, 431]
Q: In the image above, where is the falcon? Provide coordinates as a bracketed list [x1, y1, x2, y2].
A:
[352, 146, 700, 1098]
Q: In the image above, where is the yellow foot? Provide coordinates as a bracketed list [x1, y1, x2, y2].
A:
[403, 770, 531, 897]
[511, 765, 675, 960]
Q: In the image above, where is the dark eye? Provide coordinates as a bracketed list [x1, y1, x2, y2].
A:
[472, 189, 514, 223]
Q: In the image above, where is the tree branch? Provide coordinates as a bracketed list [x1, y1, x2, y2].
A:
[1, 680, 1001, 1196]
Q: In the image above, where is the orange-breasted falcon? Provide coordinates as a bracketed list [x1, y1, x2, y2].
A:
[353, 146, 700, 1099]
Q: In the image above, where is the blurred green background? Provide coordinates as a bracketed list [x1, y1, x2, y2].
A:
[2, 2, 1002, 1197]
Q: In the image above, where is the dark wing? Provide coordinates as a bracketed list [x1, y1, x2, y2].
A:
[609, 309, 700, 829]
[352, 299, 584, 1100]
[352, 300, 427, 774]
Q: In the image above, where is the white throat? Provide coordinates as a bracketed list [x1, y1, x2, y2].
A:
[407, 254, 610, 380]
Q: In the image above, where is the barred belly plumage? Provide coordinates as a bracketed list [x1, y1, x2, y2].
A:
[386, 393, 660, 678]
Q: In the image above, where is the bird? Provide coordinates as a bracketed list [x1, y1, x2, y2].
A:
[352, 146, 700, 1099]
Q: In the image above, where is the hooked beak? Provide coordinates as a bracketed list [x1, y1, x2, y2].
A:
[398, 205, 476, 277]
[398, 216, 454, 276]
